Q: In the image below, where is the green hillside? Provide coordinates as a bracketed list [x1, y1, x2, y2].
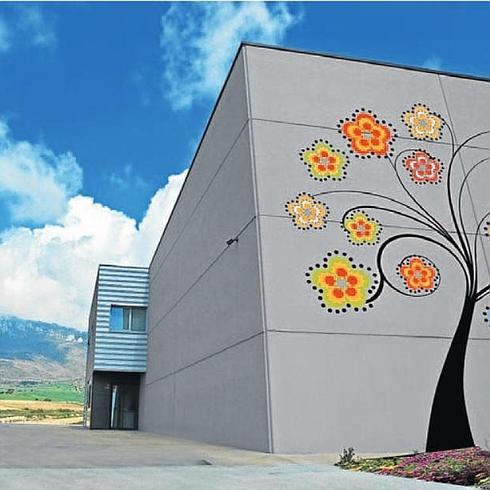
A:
[0, 316, 87, 404]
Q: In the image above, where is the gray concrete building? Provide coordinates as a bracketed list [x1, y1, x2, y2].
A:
[85, 43, 490, 454]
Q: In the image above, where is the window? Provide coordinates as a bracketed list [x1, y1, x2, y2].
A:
[131, 308, 146, 332]
[109, 306, 147, 332]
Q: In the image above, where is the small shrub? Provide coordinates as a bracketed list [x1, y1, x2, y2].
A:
[336, 447, 357, 467]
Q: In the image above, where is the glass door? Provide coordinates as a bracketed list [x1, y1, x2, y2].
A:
[110, 383, 139, 429]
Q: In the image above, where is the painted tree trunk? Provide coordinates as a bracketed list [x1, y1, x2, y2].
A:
[425, 295, 476, 451]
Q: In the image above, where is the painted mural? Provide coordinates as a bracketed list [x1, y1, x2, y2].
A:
[286, 104, 490, 452]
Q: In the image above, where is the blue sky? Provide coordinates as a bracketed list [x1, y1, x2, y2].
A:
[0, 1, 489, 328]
[1, 2, 489, 224]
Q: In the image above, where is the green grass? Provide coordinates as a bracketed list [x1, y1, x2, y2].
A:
[0, 381, 83, 404]
[0, 408, 83, 420]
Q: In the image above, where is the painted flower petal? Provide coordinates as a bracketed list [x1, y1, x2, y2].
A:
[339, 109, 395, 158]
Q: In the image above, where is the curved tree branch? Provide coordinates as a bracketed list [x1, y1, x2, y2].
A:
[390, 150, 450, 238]
[389, 145, 467, 263]
[313, 189, 469, 272]
[340, 204, 443, 235]
[457, 157, 490, 281]
[457, 157, 490, 232]
[313, 189, 427, 219]
[454, 130, 490, 158]
[476, 284, 490, 302]
[446, 128, 490, 266]
[472, 210, 490, 297]
[366, 232, 471, 304]
[313, 189, 450, 237]
[443, 123, 475, 267]
[340, 204, 469, 277]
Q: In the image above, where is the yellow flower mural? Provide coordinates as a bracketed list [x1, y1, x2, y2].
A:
[343, 211, 381, 245]
[300, 140, 348, 181]
[306, 253, 376, 312]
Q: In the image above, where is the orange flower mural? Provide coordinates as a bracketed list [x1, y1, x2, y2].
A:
[339, 109, 395, 158]
[285, 193, 328, 230]
[343, 211, 381, 245]
[402, 104, 443, 141]
[306, 253, 377, 312]
[398, 255, 440, 294]
[300, 140, 348, 181]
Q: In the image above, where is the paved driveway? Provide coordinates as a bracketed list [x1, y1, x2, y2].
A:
[0, 425, 465, 489]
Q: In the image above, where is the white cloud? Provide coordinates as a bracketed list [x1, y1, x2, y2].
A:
[422, 56, 442, 71]
[107, 163, 147, 191]
[0, 16, 11, 52]
[0, 169, 187, 329]
[0, 120, 82, 224]
[161, 2, 298, 110]
[18, 6, 56, 48]
[134, 171, 186, 256]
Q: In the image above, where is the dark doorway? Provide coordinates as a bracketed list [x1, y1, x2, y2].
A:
[89, 371, 141, 430]
[110, 382, 139, 429]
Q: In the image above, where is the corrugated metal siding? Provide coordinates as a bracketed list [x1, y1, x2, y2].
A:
[93, 265, 149, 372]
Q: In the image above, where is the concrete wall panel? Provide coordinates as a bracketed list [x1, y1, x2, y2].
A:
[149, 127, 255, 328]
[151, 52, 249, 274]
[141, 50, 269, 450]
[247, 46, 490, 453]
[245, 46, 451, 144]
[465, 339, 490, 449]
[250, 116, 473, 233]
[140, 334, 270, 452]
[258, 215, 490, 340]
[439, 75, 490, 150]
[267, 331, 490, 453]
[146, 222, 263, 383]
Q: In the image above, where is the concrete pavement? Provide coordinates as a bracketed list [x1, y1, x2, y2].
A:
[0, 425, 466, 489]
[0, 465, 468, 490]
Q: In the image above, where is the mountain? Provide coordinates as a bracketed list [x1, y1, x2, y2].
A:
[0, 316, 87, 382]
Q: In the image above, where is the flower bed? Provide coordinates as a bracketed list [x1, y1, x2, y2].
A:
[336, 447, 490, 487]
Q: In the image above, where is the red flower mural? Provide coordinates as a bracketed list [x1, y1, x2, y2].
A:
[404, 150, 443, 184]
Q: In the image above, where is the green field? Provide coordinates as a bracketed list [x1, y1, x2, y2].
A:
[0, 381, 84, 404]
[0, 407, 83, 420]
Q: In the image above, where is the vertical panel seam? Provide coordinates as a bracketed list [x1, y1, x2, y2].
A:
[243, 46, 274, 453]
